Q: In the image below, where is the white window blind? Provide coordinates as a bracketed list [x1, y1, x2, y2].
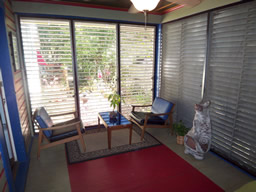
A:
[206, 1, 256, 175]
[120, 24, 155, 117]
[20, 18, 76, 127]
[160, 14, 207, 127]
[75, 22, 117, 126]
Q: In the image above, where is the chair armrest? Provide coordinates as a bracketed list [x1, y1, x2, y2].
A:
[50, 112, 76, 117]
[132, 104, 152, 112]
[38, 121, 81, 131]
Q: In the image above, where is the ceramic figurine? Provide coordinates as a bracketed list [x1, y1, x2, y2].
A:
[184, 101, 211, 160]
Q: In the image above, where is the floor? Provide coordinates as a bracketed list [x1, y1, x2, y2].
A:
[25, 128, 254, 192]
[68, 145, 223, 192]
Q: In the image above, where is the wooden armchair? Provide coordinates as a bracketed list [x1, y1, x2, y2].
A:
[130, 97, 175, 140]
[33, 107, 86, 159]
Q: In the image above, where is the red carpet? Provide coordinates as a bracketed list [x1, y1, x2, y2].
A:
[68, 145, 223, 192]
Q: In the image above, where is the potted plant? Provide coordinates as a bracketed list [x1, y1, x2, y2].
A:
[173, 121, 189, 145]
[108, 93, 124, 119]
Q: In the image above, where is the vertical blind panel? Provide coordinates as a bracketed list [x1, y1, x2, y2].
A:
[161, 22, 182, 121]
[20, 18, 75, 127]
[120, 25, 155, 117]
[208, 5, 248, 157]
[206, 1, 256, 175]
[75, 22, 117, 126]
[160, 14, 207, 127]
[179, 14, 207, 127]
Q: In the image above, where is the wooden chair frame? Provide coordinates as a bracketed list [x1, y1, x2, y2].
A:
[33, 112, 86, 159]
[130, 104, 175, 140]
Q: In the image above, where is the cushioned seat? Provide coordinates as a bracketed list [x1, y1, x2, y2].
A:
[33, 107, 86, 158]
[130, 97, 175, 140]
[50, 126, 85, 142]
[130, 111, 165, 125]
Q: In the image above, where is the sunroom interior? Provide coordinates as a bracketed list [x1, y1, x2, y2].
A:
[0, 0, 255, 191]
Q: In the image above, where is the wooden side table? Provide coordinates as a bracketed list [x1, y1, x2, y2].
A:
[98, 111, 132, 149]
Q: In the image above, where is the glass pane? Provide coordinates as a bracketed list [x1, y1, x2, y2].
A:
[120, 24, 155, 117]
[75, 22, 117, 126]
[20, 18, 76, 130]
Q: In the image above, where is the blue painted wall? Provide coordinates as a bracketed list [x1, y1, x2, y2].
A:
[0, 0, 30, 191]
[0, 0, 27, 163]
[154, 24, 162, 99]
[0, 2, 15, 192]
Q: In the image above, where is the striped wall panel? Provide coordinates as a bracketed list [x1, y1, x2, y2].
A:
[4, 0, 31, 152]
[0, 154, 9, 192]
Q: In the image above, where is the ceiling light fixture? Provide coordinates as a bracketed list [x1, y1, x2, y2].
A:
[130, 0, 160, 12]
[130, 0, 160, 29]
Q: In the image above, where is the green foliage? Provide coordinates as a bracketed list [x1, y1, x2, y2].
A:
[108, 93, 124, 111]
[38, 24, 116, 91]
[173, 121, 189, 136]
[75, 26, 116, 90]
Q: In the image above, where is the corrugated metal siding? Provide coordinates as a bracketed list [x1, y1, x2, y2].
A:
[160, 14, 207, 128]
[206, 1, 256, 175]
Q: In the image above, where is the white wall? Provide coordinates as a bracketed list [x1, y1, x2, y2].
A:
[13, 1, 162, 24]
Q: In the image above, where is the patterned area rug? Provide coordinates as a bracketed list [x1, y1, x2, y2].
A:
[66, 125, 161, 164]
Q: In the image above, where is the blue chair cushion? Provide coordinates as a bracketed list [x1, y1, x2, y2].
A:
[35, 107, 54, 138]
[130, 111, 165, 125]
[151, 97, 174, 120]
[50, 126, 85, 142]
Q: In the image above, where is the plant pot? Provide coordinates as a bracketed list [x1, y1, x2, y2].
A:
[176, 135, 184, 145]
[109, 111, 117, 119]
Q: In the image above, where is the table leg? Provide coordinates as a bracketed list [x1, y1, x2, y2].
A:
[108, 128, 111, 149]
[129, 125, 132, 145]
[98, 117, 100, 131]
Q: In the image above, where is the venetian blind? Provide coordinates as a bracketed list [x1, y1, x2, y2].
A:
[160, 14, 207, 128]
[120, 24, 155, 117]
[20, 18, 76, 127]
[206, 1, 256, 175]
[75, 22, 117, 126]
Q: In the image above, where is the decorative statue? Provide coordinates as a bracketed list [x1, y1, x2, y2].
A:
[184, 101, 211, 160]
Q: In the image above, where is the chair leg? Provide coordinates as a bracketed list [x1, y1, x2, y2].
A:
[37, 131, 43, 159]
[78, 128, 86, 152]
[80, 135, 86, 152]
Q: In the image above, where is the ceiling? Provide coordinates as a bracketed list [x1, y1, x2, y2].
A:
[46, 0, 184, 15]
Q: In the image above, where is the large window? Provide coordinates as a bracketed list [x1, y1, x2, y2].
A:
[20, 18, 156, 127]
[120, 24, 155, 117]
[21, 18, 76, 126]
[75, 22, 117, 126]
